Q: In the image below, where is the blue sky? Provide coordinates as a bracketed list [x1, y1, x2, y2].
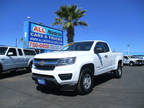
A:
[0, 0, 144, 55]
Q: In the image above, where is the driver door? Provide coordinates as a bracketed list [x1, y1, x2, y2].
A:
[94, 42, 111, 75]
[6, 48, 18, 69]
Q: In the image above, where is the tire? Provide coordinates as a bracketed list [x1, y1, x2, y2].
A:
[129, 62, 134, 66]
[114, 63, 123, 78]
[26, 62, 33, 72]
[0, 65, 2, 73]
[77, 67, 94, 95]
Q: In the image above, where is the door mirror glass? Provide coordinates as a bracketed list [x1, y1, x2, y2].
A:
[7, 52, 14, 56]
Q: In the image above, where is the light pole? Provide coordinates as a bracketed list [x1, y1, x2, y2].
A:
[127, 44, 130, 55]
[16, 38, 17, 47]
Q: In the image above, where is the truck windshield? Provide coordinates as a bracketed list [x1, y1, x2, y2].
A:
[62, 41, 94, 51]
[0, 47, 8, 55]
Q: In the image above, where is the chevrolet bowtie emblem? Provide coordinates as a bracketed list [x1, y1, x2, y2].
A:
[39, 61, 45, 65]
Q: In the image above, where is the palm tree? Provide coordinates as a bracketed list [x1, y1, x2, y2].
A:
[52, 5, 88, 43]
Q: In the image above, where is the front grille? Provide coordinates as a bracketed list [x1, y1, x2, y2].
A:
[136, 60, 143, 63]
[32, 73, 54, 79]
[35, 65, 55, 70]
[34, 58, 58, 62]
[34, 58, 58, 70]
[136, 60, 144, 64]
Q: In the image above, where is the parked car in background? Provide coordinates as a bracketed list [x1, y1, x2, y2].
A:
[0, 46, 36, 73]
[132, 55, 144, 60]
[32, 40, 123, 94]
[123, 55, 144, 66]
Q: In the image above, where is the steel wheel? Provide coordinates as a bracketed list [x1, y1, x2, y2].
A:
[77, 67, 94, 95]
[83, 73, 92, 90]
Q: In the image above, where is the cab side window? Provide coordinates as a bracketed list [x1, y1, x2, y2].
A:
[7, 48, 17, 56]
[18, 49, 23, 56]
[124, 56, 128, 59]
[94, 42, 105, 53]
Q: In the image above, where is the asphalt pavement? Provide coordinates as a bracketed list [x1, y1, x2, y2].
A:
[0, 66, 144, 108]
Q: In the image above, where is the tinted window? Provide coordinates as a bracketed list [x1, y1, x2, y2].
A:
[7, 48, 17, 56]
[130, 56, 136, 58]
[62, 42, 94, 51]
[0, 47, 8, 55]
[124, 56, 128, 59]
[102, 42, 110, 52]
[95, 42, 105, 53]
[24, 50, 36, 55]
[18, 49, 23, 56]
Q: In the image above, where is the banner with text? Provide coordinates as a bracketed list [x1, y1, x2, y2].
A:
[23, 21, 63, 50]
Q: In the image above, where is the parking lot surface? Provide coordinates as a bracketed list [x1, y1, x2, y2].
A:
[0, 66, 144, 108]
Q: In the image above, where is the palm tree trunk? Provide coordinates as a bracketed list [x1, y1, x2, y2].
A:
[67, 26, 74, 43]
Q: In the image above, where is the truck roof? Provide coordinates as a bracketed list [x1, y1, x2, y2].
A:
[0, 45, 35, 51]
[67, 40, 107, 43]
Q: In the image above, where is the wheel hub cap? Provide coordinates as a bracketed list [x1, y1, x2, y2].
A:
[83, 74, 91, 90]
[118, 68, 122, 76]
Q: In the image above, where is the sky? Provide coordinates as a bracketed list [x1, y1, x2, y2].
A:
[0, 0, 144, 55]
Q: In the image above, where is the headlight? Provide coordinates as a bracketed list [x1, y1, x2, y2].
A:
[57, 57, 76, 66]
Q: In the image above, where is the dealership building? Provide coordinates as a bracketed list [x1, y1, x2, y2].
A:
[23, 21, 63, 53]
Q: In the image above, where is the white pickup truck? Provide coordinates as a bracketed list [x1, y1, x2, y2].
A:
[0, 46, 36, 73]
[32, 40, 123, 94]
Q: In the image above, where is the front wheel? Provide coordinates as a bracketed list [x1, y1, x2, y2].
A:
[129, 62, 134, 66]
[114, 63, 123, 78]
[77, 67, 94, 95]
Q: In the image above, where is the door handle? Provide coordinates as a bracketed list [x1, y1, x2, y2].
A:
[104, 55, 108, 58]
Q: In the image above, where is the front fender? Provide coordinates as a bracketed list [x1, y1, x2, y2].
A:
[73, 55, 95, 82]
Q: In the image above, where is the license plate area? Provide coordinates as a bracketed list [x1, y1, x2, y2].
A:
[38, 78, 46, 85]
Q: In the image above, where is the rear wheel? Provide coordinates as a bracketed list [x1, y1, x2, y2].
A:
[77, 67, 94, 95]
[114, 63, 123, 78]
[0, 65, 2, 73]
[26, 62, 33, 72]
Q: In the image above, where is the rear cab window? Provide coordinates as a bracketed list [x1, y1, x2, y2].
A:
[102, 42, 110, 52]
[18, 49, 23, 56]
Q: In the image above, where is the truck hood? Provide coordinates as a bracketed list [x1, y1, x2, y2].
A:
[34, 51, 91, 59]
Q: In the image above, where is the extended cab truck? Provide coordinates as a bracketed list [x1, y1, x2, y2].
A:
[32, 40, 123, 94]
[0, 46, 36, 73]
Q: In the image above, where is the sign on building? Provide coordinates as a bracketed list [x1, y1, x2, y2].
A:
[23, 21, 63, 50]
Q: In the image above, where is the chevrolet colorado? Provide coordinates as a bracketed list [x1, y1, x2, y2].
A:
[32, 40, 123, 94]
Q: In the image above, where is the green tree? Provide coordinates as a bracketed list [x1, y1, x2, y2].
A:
[52, 5, 88, 43]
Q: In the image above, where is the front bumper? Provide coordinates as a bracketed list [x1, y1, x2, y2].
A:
[32, 64, 79, 86]
[32, 73, 77, 90]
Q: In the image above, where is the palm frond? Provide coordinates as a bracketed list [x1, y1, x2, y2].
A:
[52, 17, 63, 26]
[78, 21, 88, 26]
[52, 5, 88, 30]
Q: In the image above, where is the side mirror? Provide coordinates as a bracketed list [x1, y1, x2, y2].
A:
[7, 52, 14, 56]
[94, 47, 104, 53]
